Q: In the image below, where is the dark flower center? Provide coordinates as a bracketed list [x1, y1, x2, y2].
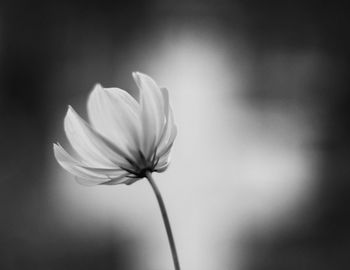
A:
[121, 149, 159, 178]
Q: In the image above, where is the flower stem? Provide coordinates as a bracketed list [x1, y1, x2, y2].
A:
[145, 171, 181, 270]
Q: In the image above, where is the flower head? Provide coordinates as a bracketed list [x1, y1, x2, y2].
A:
[54, 72, 177, 185]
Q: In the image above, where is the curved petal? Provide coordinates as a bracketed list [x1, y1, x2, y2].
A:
[157, 104, 177, 156]
[155, 89, 177, 172]
[153, 87, 176, 171]
[154, 87, 169, 145]
[155, 141, 173, 171]
[123, 177, 142, 185]
[64, 106, 133, 169]
[155, 162, 169, 173]
[156, 88, 171, 145]
[132, 72, 165, 158]
[80, 176, 139, 186]
[87, 84, 141, 159]
[100, 174, 132, 185]
[77, 173, 131, 186]
[53, 143, 125, 183]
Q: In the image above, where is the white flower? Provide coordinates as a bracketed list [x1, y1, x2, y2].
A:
[53, 72, 177, 186]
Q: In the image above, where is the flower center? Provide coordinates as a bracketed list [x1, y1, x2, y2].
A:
[123, 150, 159, 178]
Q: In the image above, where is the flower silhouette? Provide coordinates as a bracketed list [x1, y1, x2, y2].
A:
[54, 72, 177, 185]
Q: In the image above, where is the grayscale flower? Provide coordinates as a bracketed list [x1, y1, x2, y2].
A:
[54, 72, 177, 185]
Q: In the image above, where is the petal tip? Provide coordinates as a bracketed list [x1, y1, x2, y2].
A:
[65, 106, 73, 119]
[132, 71, 140, 81]
[67, 105, 73, 113]
[93, 83, 103, 91]
[66, 105, 79, 117]
[133, 71, 150, 79]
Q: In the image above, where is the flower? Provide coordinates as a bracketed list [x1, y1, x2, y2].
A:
[53, 72, 177, 186]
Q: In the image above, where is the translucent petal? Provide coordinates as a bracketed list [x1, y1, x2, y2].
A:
[100, 175, 131, 185]
[53, 143, 125, 184]
[155, 162, 169, 173]
[155, 141, 173, 170]
[153, 87, 176, 171]
[124, 177, 141, 185]
[154, 88, 169, 145]
[157, 105, 177, 157]
[87, 84, 141, 159]
[75, 176, 129, 186]
[132, 72, 165, 158]
[64, 106, 133, 169]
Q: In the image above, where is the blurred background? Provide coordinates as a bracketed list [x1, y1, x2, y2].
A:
[1, 0, 350, 269]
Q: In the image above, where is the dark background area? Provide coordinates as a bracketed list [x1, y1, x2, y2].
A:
[0, 0, 350, 269]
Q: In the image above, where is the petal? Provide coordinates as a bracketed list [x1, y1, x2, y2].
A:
[154, 87, 169, 144]
[154, 87, 176, 171]
[64, 106, 133, 169]
[132, 72, 165, 158]
[155, 89, 177, 172]
[87, 84, 141, 158]
[54, 143, 121, 181]
[157, 104, 177, 157]
[77, 173, 131, 186]
[54, 143, 131, 186]
[155, 141, 173, 171]
[156, 88, 171, 144]
[123, 177, 142, 185]
[155, 162, 169, 173]
[54, 143, 99, 180]
[100, 175, 132, 185]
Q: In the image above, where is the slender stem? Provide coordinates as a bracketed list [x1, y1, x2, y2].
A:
[145, 171, 181, 270]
